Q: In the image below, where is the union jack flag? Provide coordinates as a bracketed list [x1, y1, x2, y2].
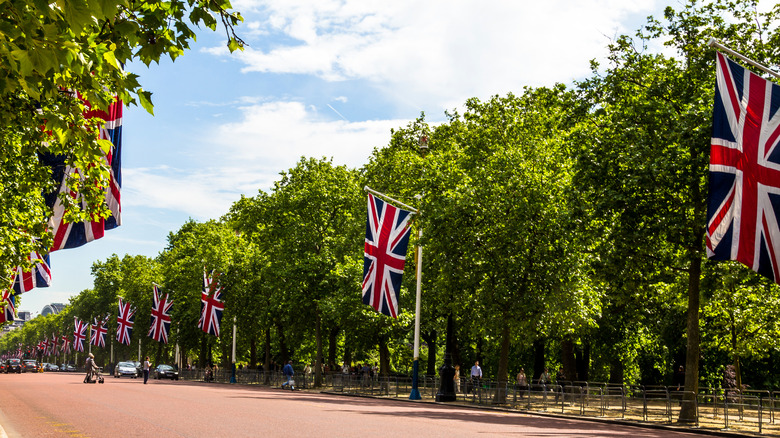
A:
[12, 251, 52, 294]
[362, 193, 414, 318]
[61, 334, 71, 355]
[149, 285, 173, 344]
[73, 318, 87, 352]
[0, 290, 17, 323]
[43, 96, 122, 251]
[116, 298, 135, 345]
[47, 335, 56, 356]
[199, 269, 225, 337]
[706, 52, 780, 282]
[37, 340, 45, 354]
[90, 316, 109, 348]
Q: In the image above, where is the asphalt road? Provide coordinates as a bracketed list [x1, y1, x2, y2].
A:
[0, 372, 707, 437]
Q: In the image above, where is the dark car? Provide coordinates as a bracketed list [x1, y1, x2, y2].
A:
[0, 362, 6, 373]
[154, 364, 179, 380]
[22, 360, 37, 373]
[6, 358, 22, 373]
[43, 363, 59, 372]
[114, 361, 139, 378]
[59, 363, 76, 372]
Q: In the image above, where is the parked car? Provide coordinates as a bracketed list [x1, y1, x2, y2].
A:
[6, 358, 22, 373]
[154, 364, 179, 380]
[59, 363, 76, 372]
[0, 362, 6, 373]
[23, 360, 37, 373]
[114, 361, 139, 378]
[43, 363, 60, 372]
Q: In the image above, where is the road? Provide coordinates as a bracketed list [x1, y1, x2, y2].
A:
[0, 372, 707, 437]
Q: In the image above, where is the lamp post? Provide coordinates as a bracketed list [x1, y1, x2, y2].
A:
[409, 134, 428, 401]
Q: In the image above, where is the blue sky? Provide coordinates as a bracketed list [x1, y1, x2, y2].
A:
[21, 0, 697, 315]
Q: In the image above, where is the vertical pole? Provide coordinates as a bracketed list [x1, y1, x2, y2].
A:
[232, 316, 237, 363]
[230, 316, 237, 383]
[110, 338, 114, 365]
[138, 340, 141, 362]
[410, 226, 423, 400]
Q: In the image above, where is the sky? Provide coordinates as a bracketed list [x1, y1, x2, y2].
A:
[20, 0, 695, 315]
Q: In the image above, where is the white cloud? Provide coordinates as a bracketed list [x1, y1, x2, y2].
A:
[122, 102, 405, 219]
[210, 0, 663, 110]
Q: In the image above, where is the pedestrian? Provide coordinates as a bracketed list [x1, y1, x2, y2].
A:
[555, 367, 565, 402]
[454, 364, 461, 393]
[282, 360, 295, 390]
[143, 356, 151, 384]
[516, 367, 527, 398]
[470, 361, 482, 393]
[675, 365, 685, 390]
[538, 367, 550, 386]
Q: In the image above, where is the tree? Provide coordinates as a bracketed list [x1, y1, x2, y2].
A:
[572, 0, 780, 420]
[0, 0, 244, 280]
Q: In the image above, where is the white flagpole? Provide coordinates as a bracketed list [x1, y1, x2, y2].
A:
[709, 39, 780, 80]
[364, 186, 419, 213]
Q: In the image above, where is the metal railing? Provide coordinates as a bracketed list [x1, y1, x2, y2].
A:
[174, 369, 780, 435]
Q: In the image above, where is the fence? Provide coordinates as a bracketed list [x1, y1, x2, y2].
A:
[177, 369, 780, 435]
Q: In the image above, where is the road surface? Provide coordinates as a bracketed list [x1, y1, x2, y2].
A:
[0, 372, 708, 437]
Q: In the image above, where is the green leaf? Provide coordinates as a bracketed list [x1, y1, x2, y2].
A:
[138, 89, 154, 115]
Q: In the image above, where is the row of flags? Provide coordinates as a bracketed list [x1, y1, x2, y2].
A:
[3, 269, 225, 359]
[2, 49, 776, 352]
[0, 95, 123, 323]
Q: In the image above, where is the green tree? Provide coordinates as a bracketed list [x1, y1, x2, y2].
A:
[0, 0, 244, 280]
[572, 0, 780, 420]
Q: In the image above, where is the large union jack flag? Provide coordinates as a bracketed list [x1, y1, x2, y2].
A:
[706, 52, 780, 282]
[149, 285, 173, 344]
[43, 96, 122, 251]
[199, 270, 225, 337]
[0, 290, 17, 323]
[73, 317, 87, 352]
[90, 316, 109, 348]
[361, 193, 414, 318]
[12, 251, 52, 294]
[116, 298, 136, 345]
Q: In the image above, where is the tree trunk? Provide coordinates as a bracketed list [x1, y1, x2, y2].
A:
[249, 337, 257, 369]
[379, 335, 390, 377]
[263, 328, 271, 385]
[314, 307, 323, 388]
[609, 356, 624, 384]
[561, 338, 576, 382]
[496, 323, 511, 403]
[679, 250, 702, 422]
[575, 341, 590, 382]
[421, 330, 437, 376]
[533, 338, 545, 381]
[278, 324, 289, 365]
[328, 326, 339, 370]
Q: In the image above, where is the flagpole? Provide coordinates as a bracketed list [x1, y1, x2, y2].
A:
[709, 38, 780, 80]
[364, 186, 419, 213]
[230, 316, 237, 384]
[409, 224, 423, 400]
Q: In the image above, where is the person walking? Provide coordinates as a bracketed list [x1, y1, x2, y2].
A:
[282, 360, 295, 390]
[470, 361, 482, 394]
[143, 356, 151, 384]
[454, 364, 461, 393]
[516, 368, 527, 398]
